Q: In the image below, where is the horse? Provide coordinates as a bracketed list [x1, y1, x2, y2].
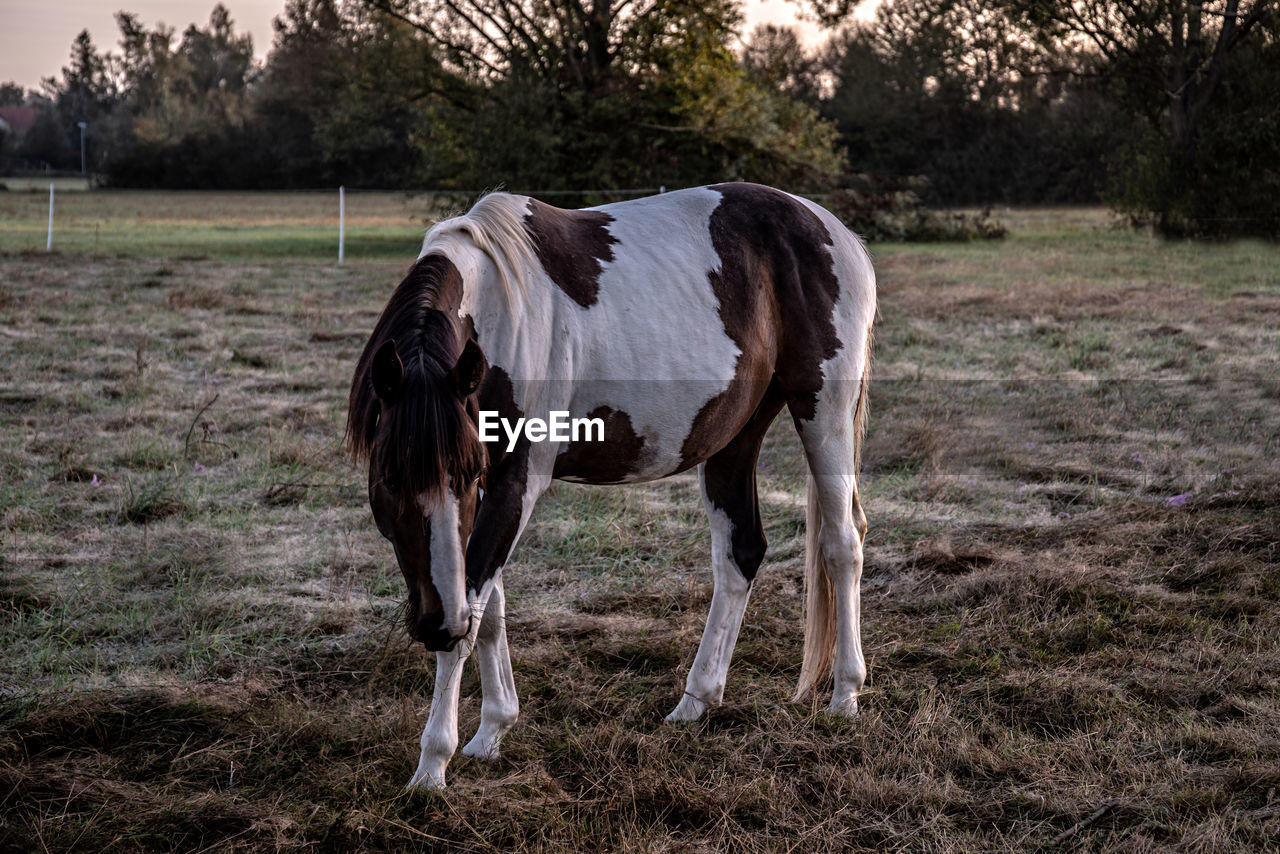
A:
[347, 183, 876, 788]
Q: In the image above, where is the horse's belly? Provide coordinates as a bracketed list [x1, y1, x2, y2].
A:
[549, 399, 696, 484]
[548, 373, 771, 485]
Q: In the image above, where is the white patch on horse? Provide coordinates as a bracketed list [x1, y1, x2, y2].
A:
[791, 195, 875, 715]
[421, 193, 537, 305]
[424, 490, 469, 640]
[667, 463, 754, 722]
[557, 187, 741, 481]
[462, 574, 518, 760]
[409, 643, 469, 789]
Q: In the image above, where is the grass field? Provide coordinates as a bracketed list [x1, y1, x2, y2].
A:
[0, 177, 94, 193]
[2, 192, 1279, 851]
[0, 187, 449, 259]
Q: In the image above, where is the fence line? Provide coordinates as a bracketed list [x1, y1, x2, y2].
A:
[20, 185, 669, 198]
[27, 184, 677, 263]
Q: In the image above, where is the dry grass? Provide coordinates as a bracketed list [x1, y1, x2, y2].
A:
[1, 204, 1279, 851]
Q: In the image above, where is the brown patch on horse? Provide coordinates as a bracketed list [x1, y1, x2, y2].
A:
[701, 380, 787, 582]
[552, 406, 646, 483]
[367, 476, 441, 642]
[716, 183, 843, 423]
[523, 199, 617, 308]
[678, 184, 843, 470]
[466, 364, 530, 589]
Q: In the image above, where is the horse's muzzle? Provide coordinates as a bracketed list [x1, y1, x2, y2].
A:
[415, 613, 472, 651]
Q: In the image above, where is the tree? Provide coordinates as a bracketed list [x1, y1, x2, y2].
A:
[1100, 12, 1280, 235]
[254, 0, 452, 187]
[115, 12, 178, 117]
[742, 24, 825, 101]
[44, 30, 116, 122]
[1006, 0, 1280, 235]
[21, 0, 845, 191]
[1012, 0, 1274, 154]
[368, 0, 739, 88]
[0, 83, 25, 107]
[363, 0, 844, 192]
[176, 4, 254, 99]
[28, 30, 118, 170]
[101, 6, 261, 186]
[819, 0, 1117, 203]
[804, 0, 1279, 233]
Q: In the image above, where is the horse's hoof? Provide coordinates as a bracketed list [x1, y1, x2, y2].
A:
[827, 696, 859, 718]
[461, 735, 501, 761]
[406, 768, 447, 790]
[407, 779, 445, 791]
[665, 695, 708, 723]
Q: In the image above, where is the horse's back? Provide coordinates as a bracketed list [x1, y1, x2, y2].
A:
[538, 184, 874, 483]
[561, 182, 873, 369]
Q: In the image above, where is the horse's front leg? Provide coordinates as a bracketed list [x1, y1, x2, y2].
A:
[667, 425, 778, 722]
[408, 644, 469, 789]
[462, 575, 518, 760]
[451, 456, 547, 767]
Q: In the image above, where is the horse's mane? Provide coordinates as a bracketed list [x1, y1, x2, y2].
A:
[421, 192, 537, 305]
[347, 193, 537, 505]
[346, 255, 484, 506]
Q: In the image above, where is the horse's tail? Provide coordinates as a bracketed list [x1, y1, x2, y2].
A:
[793, 475, 836, 702]
[793, 335, 872, 702]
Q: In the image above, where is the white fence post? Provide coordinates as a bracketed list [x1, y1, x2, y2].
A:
[46, 184, 54, 251]
[338, 186, 345, 264]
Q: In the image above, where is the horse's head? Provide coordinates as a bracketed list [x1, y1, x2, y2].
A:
[352, 322, 488, 652]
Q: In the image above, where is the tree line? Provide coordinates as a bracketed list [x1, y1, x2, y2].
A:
[2, 0, 1276, 237]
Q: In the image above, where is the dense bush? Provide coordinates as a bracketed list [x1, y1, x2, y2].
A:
[828, 175, 1007, 242]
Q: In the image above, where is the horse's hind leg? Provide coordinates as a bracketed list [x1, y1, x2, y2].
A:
[667, 392, 784, 723]
[462, 575, 518, 760]
[808, 469, 867, 716]
[795, 408, 868, 717]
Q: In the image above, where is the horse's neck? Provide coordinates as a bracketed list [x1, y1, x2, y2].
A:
[454, 247, 555, 389]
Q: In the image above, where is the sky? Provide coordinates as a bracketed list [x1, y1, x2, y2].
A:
[0, 0, 864, 92]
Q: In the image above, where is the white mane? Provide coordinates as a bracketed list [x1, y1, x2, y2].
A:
[421, 192, 537, 304]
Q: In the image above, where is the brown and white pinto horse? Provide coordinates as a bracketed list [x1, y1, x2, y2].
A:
[348, 183, 875, 788]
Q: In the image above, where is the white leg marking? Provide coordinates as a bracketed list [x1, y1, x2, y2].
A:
[667, 466, 753, 723]
[464, 575, 496, 648]
[811, 471, 866, 718]
[407, 644, 469, 790]
[462, 577, 519, 760]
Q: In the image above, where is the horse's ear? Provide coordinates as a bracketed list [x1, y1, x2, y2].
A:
[450, 338, 487, 397]
[371, 339, 404, 404]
